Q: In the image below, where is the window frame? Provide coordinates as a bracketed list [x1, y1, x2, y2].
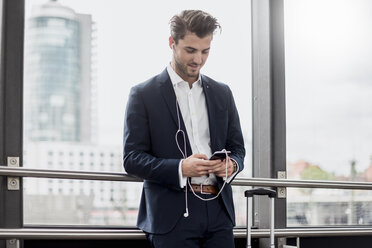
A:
[0, 0, 25, 247]
[0, 0, 286, 247]
[251, 0, 286, 246]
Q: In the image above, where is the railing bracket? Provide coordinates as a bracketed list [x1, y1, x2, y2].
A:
[6, 239, 20, 248]
[7, 157, 20, 191]
[277, 171, 286, 198]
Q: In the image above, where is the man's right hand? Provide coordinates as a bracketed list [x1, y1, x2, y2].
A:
[181, 154, 221, 177]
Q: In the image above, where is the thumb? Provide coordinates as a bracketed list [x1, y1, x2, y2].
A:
[191, 153, 209, 160]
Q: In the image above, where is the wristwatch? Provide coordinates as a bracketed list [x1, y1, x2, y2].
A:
[232, 159, 238, 173]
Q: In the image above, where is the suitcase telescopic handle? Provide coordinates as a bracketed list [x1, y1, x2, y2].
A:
[244, 188, 277, 198]
[245, 188, 277, 248]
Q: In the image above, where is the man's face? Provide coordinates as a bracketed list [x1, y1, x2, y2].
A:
[170, 32, 212, 84]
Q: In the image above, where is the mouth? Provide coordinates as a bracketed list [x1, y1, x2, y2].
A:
[188, 64, 200, 71]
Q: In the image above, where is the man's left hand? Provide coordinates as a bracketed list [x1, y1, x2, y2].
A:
[208, 157, 236, 178]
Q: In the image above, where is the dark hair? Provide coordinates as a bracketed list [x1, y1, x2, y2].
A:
[169, 10, 221, 44]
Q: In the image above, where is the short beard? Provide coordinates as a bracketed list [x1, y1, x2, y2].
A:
[174, 58, 189, 78]
[173, 56, 198, 81]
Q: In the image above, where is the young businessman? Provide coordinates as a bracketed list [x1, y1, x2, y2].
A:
[123, 10, 245, 248]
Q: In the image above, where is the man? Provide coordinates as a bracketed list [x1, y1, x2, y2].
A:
[123, 10, 245, 248]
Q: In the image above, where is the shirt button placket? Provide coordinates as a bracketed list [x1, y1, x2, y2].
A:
[189, 92, 201, 153]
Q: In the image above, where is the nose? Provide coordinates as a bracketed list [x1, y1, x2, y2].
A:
[193, 52, 202, 64]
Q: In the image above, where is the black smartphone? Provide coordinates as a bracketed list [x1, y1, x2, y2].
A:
[209, 150, 231, 160]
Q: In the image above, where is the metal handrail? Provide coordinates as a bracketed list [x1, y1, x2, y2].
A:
[1, 166, 372, 190]
[0, 166, 139, 182]
[2, 227, 372, 239]
[2, 166, 372, 241]
[234, 227, 372, 238]
[232, 177, 372, 190]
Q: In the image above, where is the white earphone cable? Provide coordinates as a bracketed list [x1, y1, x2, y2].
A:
[174, 99, 229, 217]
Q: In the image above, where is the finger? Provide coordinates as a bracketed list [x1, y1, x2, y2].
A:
[211, 159, 228, 170]
[217, 161, 233, 175]
[195, 166, 211, 176]
[198, 159, 220, 169]
[207, 160, 222, 167]
[215, 165, 233, 177]
[192, 153, 209, 160]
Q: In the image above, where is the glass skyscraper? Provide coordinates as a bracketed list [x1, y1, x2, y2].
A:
[24, 0, 95, 142]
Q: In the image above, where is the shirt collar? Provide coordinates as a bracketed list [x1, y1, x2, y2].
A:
[166, 63, 202, 88]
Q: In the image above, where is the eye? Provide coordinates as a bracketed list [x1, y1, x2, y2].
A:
[185, 48, 196, 53]
[202, 49, 210, 54]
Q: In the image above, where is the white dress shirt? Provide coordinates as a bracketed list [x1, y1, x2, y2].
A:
[166, 64, 238, 188]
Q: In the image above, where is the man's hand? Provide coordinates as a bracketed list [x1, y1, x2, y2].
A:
[181, 154, 236, 178]
[208, 157, 236, 178]
[181, 154, 221, 177]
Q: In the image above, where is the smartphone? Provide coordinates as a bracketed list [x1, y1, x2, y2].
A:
[209, 150, 231, 160]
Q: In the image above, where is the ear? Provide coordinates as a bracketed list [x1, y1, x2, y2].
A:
[169, 36, 175, 49]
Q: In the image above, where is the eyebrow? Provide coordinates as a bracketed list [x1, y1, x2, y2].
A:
[185, 46, 196, 51]
[184, 46, 210, 51]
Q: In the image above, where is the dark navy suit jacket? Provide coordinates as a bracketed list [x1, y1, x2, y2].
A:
[123, 69, 245, 234]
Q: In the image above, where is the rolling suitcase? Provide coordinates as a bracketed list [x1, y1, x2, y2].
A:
[244, 188, 277, 248]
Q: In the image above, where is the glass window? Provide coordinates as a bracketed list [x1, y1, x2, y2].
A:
[285, 0, 372, 226]
[23, 0, 252, 226]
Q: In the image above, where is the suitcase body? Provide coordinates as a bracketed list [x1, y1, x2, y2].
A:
[244, 188, 277, 248]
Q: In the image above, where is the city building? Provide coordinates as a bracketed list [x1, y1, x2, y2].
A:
[24, 0, 96, 143]
[23, 141, 142, 226]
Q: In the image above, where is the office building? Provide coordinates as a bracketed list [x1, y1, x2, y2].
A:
[24, 0, 96, 143]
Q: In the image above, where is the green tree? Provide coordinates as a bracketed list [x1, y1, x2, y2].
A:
[301, 165, 334, 181]
[300, 165, 334, 195]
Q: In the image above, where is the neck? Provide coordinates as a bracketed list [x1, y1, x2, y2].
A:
[170, 61, 198, 88]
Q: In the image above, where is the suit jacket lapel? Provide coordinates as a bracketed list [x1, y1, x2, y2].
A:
[159, 69, 192, 156]
[201, 75, 218, 152]
[202, 76, 227, 186]
[159, 69, 179, 127]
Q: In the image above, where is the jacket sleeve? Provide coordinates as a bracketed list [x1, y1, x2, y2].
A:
[225, 86, 245, 180]
[123, 86, 180, 187]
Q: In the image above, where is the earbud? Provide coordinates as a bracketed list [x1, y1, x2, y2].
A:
[184, 209, 189, 218]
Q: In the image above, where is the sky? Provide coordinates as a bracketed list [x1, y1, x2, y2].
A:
[24, 0, 372, 177]
[285, 0, 372, 175]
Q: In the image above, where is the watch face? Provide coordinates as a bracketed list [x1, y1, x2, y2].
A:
[232, 161, 237, 172]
